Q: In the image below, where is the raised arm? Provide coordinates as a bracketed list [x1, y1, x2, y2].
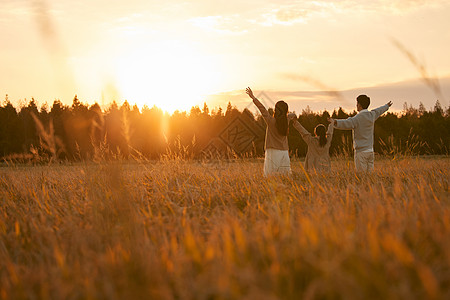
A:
[372, 101, 392, 119]
[292, 120, 313, 144]
[246, 87, 270, 120]
[326, 122, 334, 137]
[325, 122, 334, 147]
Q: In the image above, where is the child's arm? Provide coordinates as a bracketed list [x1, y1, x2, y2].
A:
[246, 87, 270, 120]
[292, 120, 312, 144]
[325, 121, 334, 147]
[326, 122, 334, 136]
[372, 101, 392, 119]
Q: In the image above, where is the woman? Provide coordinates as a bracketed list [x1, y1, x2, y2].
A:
[246, 87, 293, 176]
[292, 117, 334, 172]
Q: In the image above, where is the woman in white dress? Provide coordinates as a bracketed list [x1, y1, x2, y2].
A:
[246, 87, 294, 176]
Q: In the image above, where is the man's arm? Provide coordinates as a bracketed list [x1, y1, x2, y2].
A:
[246, 87, 270, 120]
[372, 101, 392, 119]
[328, 116, 356, 130]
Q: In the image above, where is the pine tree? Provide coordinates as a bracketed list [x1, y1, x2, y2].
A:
[433, 100, 443, 116]
[418, 102, 426, 116]
[202, 102, 209, 116]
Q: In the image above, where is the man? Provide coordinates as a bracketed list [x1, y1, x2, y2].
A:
[328, 95, 392, 172]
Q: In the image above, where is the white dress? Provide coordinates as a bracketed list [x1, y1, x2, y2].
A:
[264, 148, 291, 176]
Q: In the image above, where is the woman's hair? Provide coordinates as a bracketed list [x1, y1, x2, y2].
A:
[274, 101, 288, 136]
[314, 124, 327, 147]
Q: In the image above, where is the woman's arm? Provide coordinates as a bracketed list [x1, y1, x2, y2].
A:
[246, 87, 270, 120]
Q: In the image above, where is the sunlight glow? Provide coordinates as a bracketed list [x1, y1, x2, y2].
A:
[114, 40, 222, 113]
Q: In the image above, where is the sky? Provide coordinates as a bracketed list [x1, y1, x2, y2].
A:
[1, 0, 450, 114]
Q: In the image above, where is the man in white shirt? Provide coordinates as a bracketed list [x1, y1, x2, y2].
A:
[328, 95, 393, 172]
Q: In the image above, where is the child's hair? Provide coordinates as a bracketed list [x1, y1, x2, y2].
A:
[314, 124, 327, 147]
[357, 95, 370, 109]
[274, 101, 288, 136]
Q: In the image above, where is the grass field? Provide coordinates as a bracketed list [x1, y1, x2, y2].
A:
[1, 156, 449, 299]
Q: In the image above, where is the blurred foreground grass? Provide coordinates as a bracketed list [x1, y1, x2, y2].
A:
[0, 157, 449, 299]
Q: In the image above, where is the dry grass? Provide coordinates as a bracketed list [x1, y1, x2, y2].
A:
[0, 157, 449, 299]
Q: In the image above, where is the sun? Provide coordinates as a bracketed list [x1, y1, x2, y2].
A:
[114, 41, 222, 113]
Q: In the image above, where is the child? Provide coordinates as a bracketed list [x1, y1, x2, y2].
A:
[246, 87, 293, 176]
[328, 95, 392, 172]
[292, 117, 334, 172]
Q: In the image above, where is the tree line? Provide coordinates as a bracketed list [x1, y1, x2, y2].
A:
[0, 95, 449, 162]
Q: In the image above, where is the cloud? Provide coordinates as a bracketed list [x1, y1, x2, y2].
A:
[252, 1, 343, 27]
[0, 0, 32, 22]
[205, 75, 450, 113]
[188, 15, 248, 35]
[257, 8, 308, 26]
[377, 0, 449, 14]
[250, 0, 450, 27]
[276, 7, 309, 23]
[328, 0, 449, 14]
[105, 13, 154, 36]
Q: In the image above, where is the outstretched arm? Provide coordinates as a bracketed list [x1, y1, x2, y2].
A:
[327, 116, 355, 130]
[372, 101, 392, 119]
[246, 87, 270, 120]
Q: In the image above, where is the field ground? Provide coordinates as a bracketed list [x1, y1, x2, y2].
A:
[1, 156, 449, 299]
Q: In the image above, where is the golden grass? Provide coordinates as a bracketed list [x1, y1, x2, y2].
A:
[0, 157, 449, 299]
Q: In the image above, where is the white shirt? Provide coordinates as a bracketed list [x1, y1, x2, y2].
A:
[334, 105, 389, 153]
